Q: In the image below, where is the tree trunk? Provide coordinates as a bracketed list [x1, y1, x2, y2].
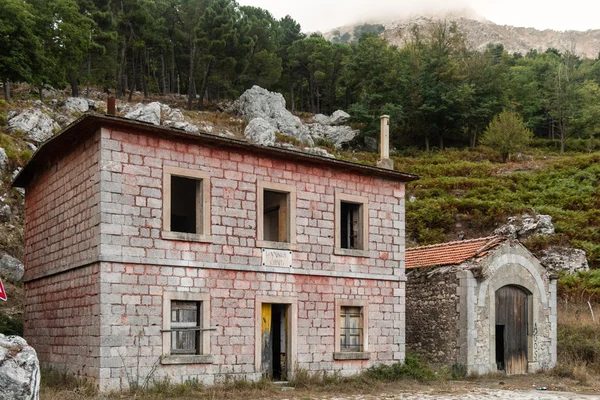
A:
[161, 51, 167, 95]
[425, 135, 430, 152]
[290, 84, 295, 112]
[171, 44, 176, 93]
[198, 60, 212, 111]
[141, 51, 148, 99]
[69, 71, 79, 97]
[128, 53, 137, 102]
[3, 79, 9, 101]
[187, 36, 196, 110]
[117, 40, 127, 98]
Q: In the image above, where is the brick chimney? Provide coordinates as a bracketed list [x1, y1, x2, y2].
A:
[377, 115, 394, 170]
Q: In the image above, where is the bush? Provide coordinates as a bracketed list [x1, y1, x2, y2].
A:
[0, 313, 23, 336]
[364, 354, 437, 382]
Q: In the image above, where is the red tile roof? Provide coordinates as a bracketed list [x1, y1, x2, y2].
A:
[405, 236, 506, 269]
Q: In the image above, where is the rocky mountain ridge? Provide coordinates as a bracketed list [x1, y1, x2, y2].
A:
[327, 14, 600, 59]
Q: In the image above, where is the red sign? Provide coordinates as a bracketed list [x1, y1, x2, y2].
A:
[0, 278, 6, 301]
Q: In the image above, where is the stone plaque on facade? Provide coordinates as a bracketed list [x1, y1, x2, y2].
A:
[262, 249, 292, 268]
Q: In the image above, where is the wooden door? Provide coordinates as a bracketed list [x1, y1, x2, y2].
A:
[495, 286, 528, 375]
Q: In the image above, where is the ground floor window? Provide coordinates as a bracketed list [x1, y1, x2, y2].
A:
[171, 301, 201, 355]
[334, 299, 370, 360]
[340, 306, 363, 351]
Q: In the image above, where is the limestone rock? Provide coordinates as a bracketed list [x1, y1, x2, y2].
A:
[235, 86, 313, 145]
[0, 205, 11, 222]
[328, 109, 350, 125]
[163, 120, 199, 134]
[306, 123, 357, 147]
[0, 334, 40, 400]
[63, 97, 89, 113]
[0, 148, 7, 169]
[540, 248, 589, 275]
[313, 114, 330, 124]
[0, 254, 23, 282]
[244, 118, 276, 146]
[494, 214, 555, 239]
[86, 99, 98, 111]
[124, 102, 162, 125]
[167, 108, 185, 122]
[303, 147, 335, 158]
[8, 109, 60, 143]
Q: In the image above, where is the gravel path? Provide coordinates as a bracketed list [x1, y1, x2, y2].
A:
[305, 389, 600, 399]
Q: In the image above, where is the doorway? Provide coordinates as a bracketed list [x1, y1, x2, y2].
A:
[261, 303, 289, 380]
[495, 285, 529, 374]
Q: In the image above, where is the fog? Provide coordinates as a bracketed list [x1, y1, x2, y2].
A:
[237, 0, 600, 33]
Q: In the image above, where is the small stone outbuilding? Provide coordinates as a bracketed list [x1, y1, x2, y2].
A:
[405, 236, 557, 375]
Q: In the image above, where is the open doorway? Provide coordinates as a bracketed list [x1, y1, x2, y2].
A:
[495, 285, 529, 374]
[261, 303, 289, 381]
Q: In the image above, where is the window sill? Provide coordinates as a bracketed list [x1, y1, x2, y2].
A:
[161, 354, 214, 365]
[257, 240, 297, 251]
[162, 231, 212, 243]
[333, 352, 371, 361]
[334, 248, 370, 258]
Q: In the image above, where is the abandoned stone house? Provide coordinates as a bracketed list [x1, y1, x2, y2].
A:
[14, 113, 418, 390]
[405, 236, 557, 375]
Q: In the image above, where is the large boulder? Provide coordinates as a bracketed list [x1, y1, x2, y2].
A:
[163, 120, 199, 134]
[494, 214, 555, 239]
[235, 86, 313, 145]
[540, 248, 589, 275]
[244, 117, 276, 146]
[0, 254, 23, 282]
[8, 109, 60, 142]
[63, 97, 89, 113]
[0, 334, 40, 400]
[306, 124, 357, 147]
[328, 110, 351, 125]
[124, 102, 162, 125]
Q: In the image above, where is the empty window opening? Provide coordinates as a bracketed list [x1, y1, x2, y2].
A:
[496, 324, 505, 371]
[171, 175, 200, 234]
[263, 190, 289, 243]
[171, 301, 201, 355]
[340, 202, 362, 249]
[340, 306, 363, 352]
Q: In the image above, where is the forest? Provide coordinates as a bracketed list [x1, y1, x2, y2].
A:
[2, 0, 600, 151]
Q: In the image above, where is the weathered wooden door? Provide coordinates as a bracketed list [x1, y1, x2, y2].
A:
[261, 303, 288, 380]
[495, 285, 528, 375]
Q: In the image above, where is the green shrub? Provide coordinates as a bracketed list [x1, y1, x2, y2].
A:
[0, 313, 23, 336]
[364, 354, 437, 382]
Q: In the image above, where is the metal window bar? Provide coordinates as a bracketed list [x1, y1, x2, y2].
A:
[340, 307, 363, 352]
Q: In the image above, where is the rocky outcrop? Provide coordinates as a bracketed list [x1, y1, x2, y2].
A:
[494, 214, 555, 239]
[63, 97, 89, 113]
[8, 109, 60, 142]
[0, 334, 40, 400]
[163, 121, 199, 134]
[234, 86, 313, 145]
[540, 248, 589, 275]
[0, 149, 7, 169]
[244, 117, 276, 146]
[328, 110, 351, 125]
[124, 102, 162, 125]
[306, 124, 357, 147]
[0, 254, 24, 282]
[302, 147, 335, 158]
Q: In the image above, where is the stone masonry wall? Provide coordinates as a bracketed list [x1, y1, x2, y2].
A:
[99, 262, 404, 390]
[23, 130, 101, 280]
[24, 263, 101, 379]
[405, 266, 460, 365]
[97, 127, 406, 277]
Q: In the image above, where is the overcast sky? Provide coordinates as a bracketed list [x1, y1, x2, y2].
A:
[237, 0, 600, 33]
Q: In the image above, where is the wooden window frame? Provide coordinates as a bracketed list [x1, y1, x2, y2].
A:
[162, 165, 212, 243]
[334, 192, 369, 257]
[257, 181, 297, 250]
[162, 292, 213, 365]
[334, 298, 370, 360]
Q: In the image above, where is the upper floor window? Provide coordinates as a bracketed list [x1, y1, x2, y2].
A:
[257, 181, 296, 250]
[335, 193, 369, 256]
[162, 166, 211, 242]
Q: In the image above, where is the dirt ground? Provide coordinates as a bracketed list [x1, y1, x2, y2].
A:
[41, 373, 600, 400]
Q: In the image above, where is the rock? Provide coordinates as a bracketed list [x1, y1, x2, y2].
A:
[306, 124, 357, 147]
[0, 334, 40, 400]
[163, 121, 199, 134]
[86, 99, 98, 111]
[235, 86, 313, 145]
[364, 136, 378, 152]
[313, 114, 330, 124]
[27, 143, 37, 152]
[0, 205, 11, 222]
[167, 108, 185, 122]
[124, 102, 161, 125]
[0, 254, 23, 282]
[8, 109, 60, 142]
[540, 248, 589, 275]
[303, 147, 335, 158]
[329, 110, 351, 125]
[244, 118, 276, 146]
[0, 148, 7, 169]
[494, 214, 555, 239]
[63, 97, 89, 113]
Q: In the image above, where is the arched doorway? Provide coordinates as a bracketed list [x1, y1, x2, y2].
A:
[495, 285, 529, 374]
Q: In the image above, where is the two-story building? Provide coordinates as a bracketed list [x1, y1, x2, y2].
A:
[14, 113, 418, 390]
